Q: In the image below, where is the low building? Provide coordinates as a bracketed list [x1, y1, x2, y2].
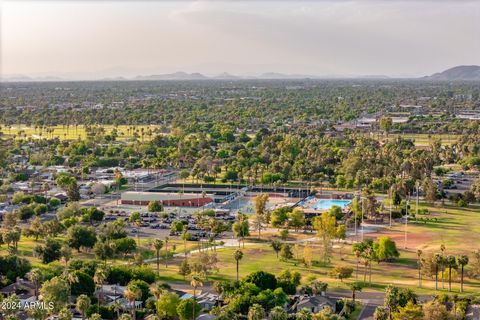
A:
[290, 295, 336, 314]
[121, 191, 214, 207]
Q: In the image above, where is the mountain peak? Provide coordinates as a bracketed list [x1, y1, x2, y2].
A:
[424, 65, 480, 80]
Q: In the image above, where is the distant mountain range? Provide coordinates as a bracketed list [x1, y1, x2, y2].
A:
[134, 72, 208, 81]
[423, 65, 480, 80]
[2, 66, 479, 82]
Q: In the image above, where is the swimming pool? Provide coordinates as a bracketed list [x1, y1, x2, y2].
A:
[312, 199, 352, 210]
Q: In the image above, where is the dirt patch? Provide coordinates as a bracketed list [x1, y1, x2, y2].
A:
[363, 228, 434, 249]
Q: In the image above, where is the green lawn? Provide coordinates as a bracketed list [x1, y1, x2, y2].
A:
[2, 202, 479, 297]
[0, 124, 163, 141]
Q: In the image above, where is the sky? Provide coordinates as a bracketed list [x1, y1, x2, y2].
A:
[1, 0, 479, 79]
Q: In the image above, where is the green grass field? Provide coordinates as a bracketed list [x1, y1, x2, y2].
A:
[2, 202, 479, 297]
[0, 124, 163, 141]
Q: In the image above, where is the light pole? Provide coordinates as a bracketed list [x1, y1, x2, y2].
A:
[416, 181, 419, 217]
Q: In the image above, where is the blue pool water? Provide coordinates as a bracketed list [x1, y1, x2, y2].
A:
[312, 199, 351, 210]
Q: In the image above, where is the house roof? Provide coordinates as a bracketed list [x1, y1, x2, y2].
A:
[196, 314, 217, 320]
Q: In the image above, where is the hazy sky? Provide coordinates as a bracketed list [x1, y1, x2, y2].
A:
[1, 0, 479, 79]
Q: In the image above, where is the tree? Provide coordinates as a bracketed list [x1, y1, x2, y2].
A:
[176, 298, 200, 320]
[457, 255, 469, 293]
[114, 237, 137, 257]
[296, 309, 312, 320]
[373, 237, 400, 262]
[156, 291, 180, 319]
[58, 307, 73, 320]
[270, 306, 287, 320]
[271, 240, 282, 258]
[253, 194, 269, 236]
[76, 294, 91, 320]
[232, 214, 250, 248]
[234, 249, 243, 281]
[244, 271, 277, 290]
[190, 274, 203, 320]
[82, 207, 105, 224]
[313, 212, 337, 263]
[373, 307, 389, 320]
[40, 276, 70, 313]
[179, 259, 192, 280]
[277, 270, 301, 295]
[56, 174, 80, 201]
[124, 283, 142, 320]
[34, 238, 62, 263]
[280, 243, 294, 261]
[93, 240, 114, 264]
[329, 265, 353, 282]
[94, 266, 108, 306]
[433, 254, 443, 290]
[27, 268, 43, 298]
[89, 314, 102, 320]
[423, 178, 437, 203]
[422, 301, 451, 320]
[270, 207, 289, 228]
[379, 117, 393, 135]
[445, 255, 457, 292]
[66, 225, 97, 252]
[25, 216, 45, 240]
[248, 304, 265, 320]
[148, 201, 163, 212]
[288, 208, 305, 232]
[70, 271, 95, 296]
[349, 282, 363, 302]
[391, 301, 423, 320]
[127, 279, 150, 302]
[152, 239, 164, 276]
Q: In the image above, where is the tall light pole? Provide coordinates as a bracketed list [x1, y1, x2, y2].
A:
[354, 197, 358, 240]
[416, 181, 419, 218]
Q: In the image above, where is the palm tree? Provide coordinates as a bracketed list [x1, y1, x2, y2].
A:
[457, 255, 469, 293]
[152, 239, 164, 276]
[119, 314, 132, 320]
[354, 250, 361, 280]
[190, 274, 203, 320]
[190, 274, 203, 299]
[124, 284, 141, 320]
[445, 255, 457, 292]
[417, 249, 423, 288]
[27, 268, 42, 299]
[112, 299, 123, 320]
[248, 303, 265, 320]
[94, 267, 107, 306]
[76, 295, 91, 320]
[234, 249, 243, 281]
[440, 244, 446, 289]
[269, 306, 287, 320]
[349, 282, 363, 303]
[434, 253, 443, 290]
[150, 281, 168, 299]
[62, 270, 79, 300]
